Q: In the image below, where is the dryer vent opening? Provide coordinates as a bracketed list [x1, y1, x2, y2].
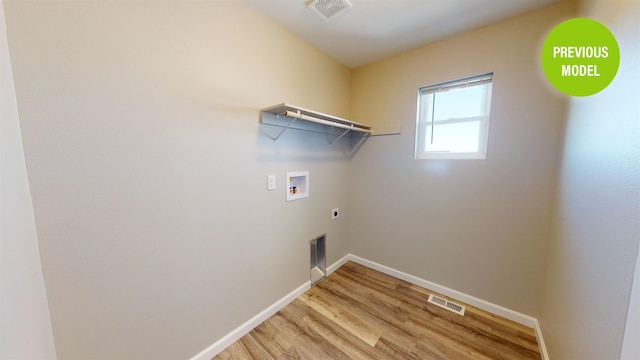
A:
[310, 234, 326, 285]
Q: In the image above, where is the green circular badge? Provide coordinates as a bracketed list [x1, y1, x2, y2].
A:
[541, 18, 619, 96]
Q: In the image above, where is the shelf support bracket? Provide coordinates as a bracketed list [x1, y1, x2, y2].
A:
[329, 128, 351, 145]
[272, 111, 300, 141]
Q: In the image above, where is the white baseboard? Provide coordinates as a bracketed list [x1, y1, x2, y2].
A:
[532, 319, 550, 360]
[327, 253, 351, 274]
[190, 253, 549, 360]
[188, 281, 310, 360]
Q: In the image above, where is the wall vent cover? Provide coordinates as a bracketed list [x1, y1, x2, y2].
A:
[428, 294, 466, 316]
[306, 0, 352, 22]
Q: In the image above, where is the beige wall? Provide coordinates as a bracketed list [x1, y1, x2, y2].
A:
[540, 0, 640, 359]
[349, 2, 575, 316]
[4, 1, 352, 359]
[1, 2, 57, 359]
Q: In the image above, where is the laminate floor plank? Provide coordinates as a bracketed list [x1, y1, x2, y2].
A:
[213, 341, 248, 360]
[239, 333, 275, 360]
[212, 261, 541, 360]
[415, 330, 495, 360]
[322, 272, 410, 324]
[301, 308, 384, 359]
[311, 280, 420, 356]
[249, 322, 290, 358]
[279, 346, 303, 360]
[299, 289, 382, 347]
[279, 301, 353, 360]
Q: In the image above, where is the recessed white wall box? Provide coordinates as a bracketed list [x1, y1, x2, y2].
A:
[286, 171, 309, 201]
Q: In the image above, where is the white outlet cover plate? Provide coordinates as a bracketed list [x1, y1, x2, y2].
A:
[267, 175, 276, 190]
[332, 208, 339, 219]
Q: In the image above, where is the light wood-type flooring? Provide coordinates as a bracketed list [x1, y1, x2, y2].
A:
[213, 261, 541, 360]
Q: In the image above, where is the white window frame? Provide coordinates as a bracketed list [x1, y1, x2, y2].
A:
[415, 73, 493, 160]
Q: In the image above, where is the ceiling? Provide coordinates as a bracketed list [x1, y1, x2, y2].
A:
[244, 0, 559, 68]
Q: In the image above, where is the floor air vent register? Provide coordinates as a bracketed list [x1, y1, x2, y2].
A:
[428, 294, 466, 316]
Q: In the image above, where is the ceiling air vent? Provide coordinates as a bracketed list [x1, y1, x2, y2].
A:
[306, 0, 352, 22]
[428, 294, 466, 316]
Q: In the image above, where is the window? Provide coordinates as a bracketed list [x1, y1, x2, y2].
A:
[415, 73, 493, 159]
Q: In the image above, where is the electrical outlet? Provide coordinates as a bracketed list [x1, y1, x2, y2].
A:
[331, 208, 339, 219]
